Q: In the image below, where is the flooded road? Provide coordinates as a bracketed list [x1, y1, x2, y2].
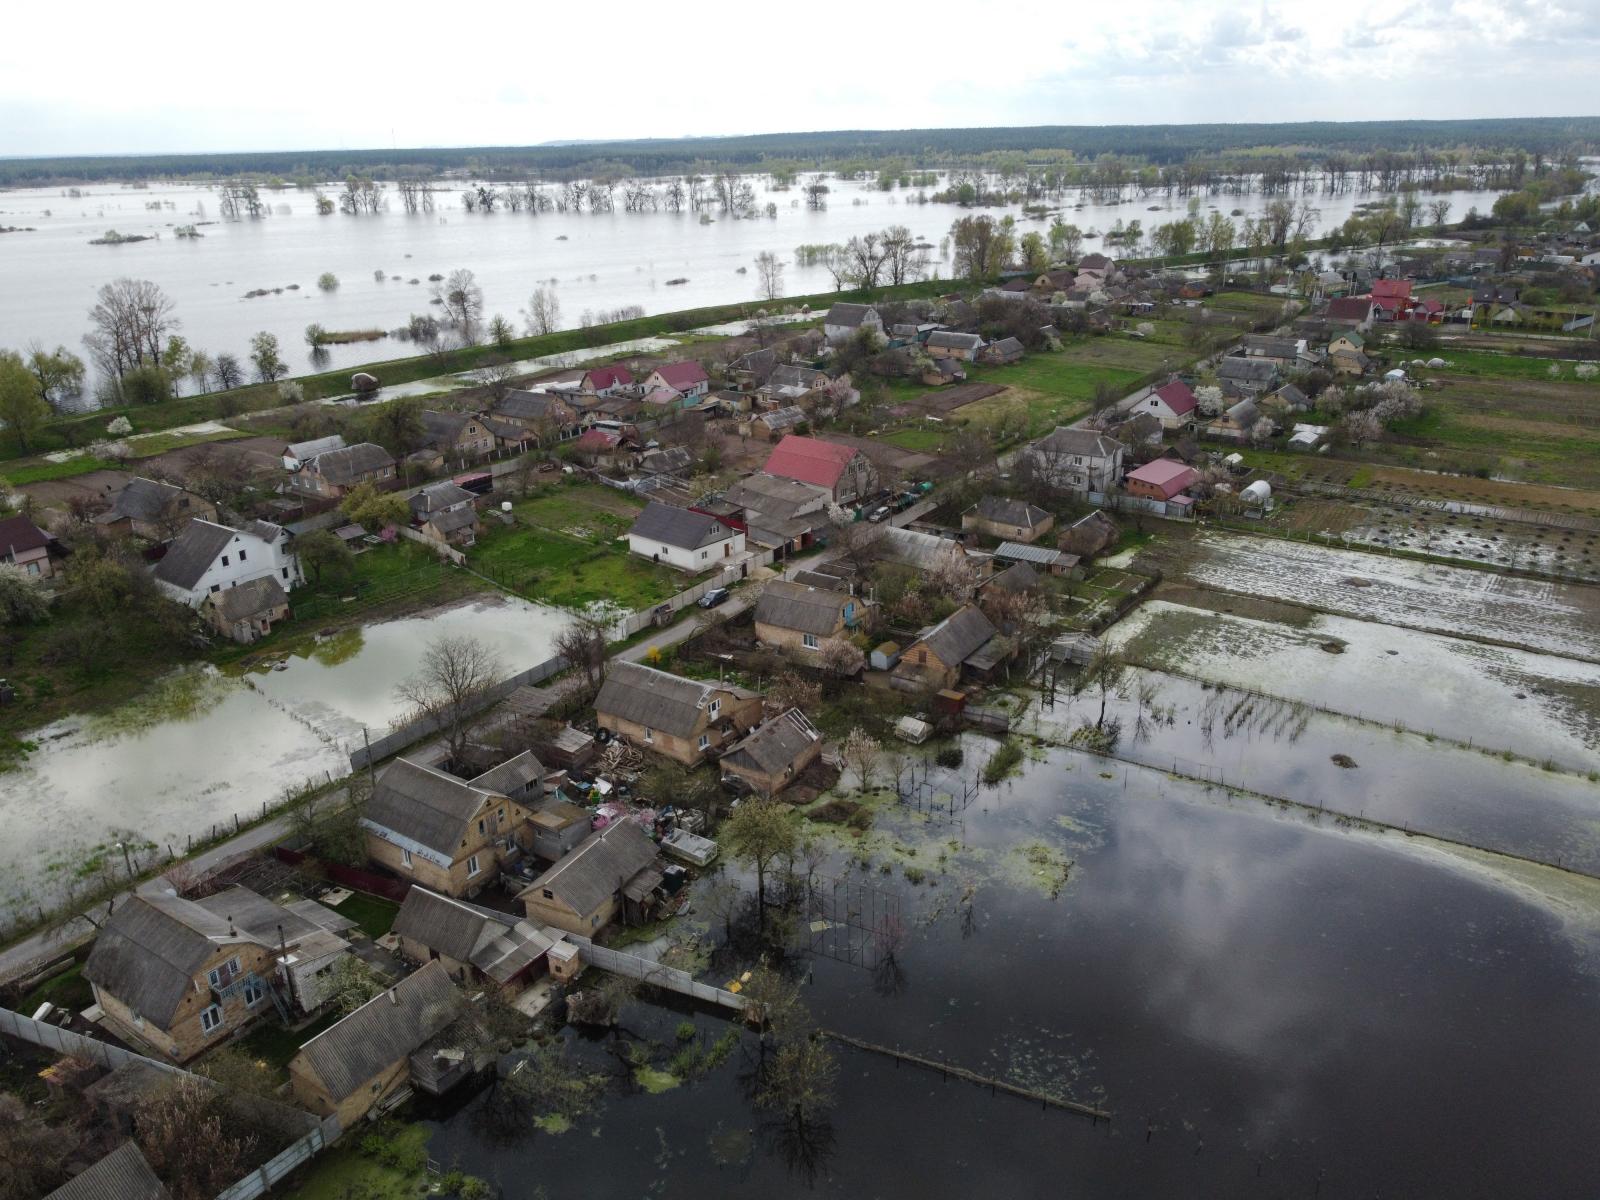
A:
[0, 595, 564, 920]
[420, 744, 1600, 1197]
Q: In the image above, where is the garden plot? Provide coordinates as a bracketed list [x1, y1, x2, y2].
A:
[1107, 600, 1600, 771]
[1158, 532, 1600, 662]
[1341, 513, 1600, 581]
[1030, 667, 1600, 874]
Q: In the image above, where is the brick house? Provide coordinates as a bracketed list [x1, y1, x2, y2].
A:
[1125, 458, 1199, 501]
[94, 477, 218, 540]
[762, 434, 879, 504]
[892, 604, 1000, 692]
[1026, 428, 1125, 496]
[359, 758, 537, 899]
[289, 443, 397, 499]
[0, 514, 66, 579]
[594, 661, 762, 765]
[753, 579, 861, 657]
[720, 708, 823, 797]
[642, 361, 711, 399]
[962, 496, 1055, 543]
[390, 886, 555, 989]
[421, 410, 495, 460]
[201, 575, 290, 644]
[517, 820, 661, 935]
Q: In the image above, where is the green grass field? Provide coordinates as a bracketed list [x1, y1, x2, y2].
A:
[1413, 348, 1600, 383]
[470, 481, 681, 610]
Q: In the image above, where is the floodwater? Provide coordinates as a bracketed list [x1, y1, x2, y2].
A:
[1110, 599, 1600, 769]
[0, 595, 564, 919]
[0, 174, 1510, 393]
[419, 743, 1600, 1198]
[1032, 666, 1600, 873]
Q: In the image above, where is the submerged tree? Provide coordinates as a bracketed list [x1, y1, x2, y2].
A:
[395, 634, 504, 764]
[723, 798, 797, 933]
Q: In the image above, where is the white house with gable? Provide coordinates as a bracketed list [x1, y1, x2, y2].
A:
[153, 518, 303, 607]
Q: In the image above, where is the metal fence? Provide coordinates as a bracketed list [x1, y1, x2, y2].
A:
[608, 549, 774, 639]
[570, 938, 747, 1012]
[214, 1117, 342, 1200]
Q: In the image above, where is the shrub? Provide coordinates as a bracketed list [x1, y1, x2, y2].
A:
[675, 1020, 697, 1042]
[934, 745, 964, 768]
[982, 739, 1023, 785]
[317, 271, 339, 292]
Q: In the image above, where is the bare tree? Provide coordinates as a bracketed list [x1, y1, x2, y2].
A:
[842, 727, 880, 791]
[433, 268, 485, 344]
[755, 251, 785, 301]
[83, 277, 178, 380]
[523, 285, 561, 336]
[394, 634, 504, 763]
[135, 1076, 257, 1200]
[554, 601, 623, 691]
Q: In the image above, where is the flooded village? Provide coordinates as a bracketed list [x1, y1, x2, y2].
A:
[4, 155, 1600, 1199]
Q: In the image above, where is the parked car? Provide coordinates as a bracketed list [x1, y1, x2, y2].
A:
[866, 506, 891, 523]
[891, 491, 918, 512]
[698, 587, 730, 609]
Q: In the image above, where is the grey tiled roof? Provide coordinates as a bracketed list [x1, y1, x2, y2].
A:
[105, 477, 190, 524]
[519, 820, 657, 918]
[1218, 356, 1279, 382]
[628, 500, 731, 551]
[209, 575, 288, 624]
[293, 960, 464, 1101]
[44, 1141, 171, 1200]
[468, 750, 544, 795]
[917, 605, 997, 668]
[393, 886, 554, 983]
[722, 473, 825, 520]
[308, 443, 394, 485]
[426, 507, 479, 535]
[410, 481, 475, 515]
[970, 496, 1051, 529]
[927, 331, 984, 350]
[152, 519, 237, 590]
[825, 302, 878, 328]
[596, 661, 725, 739]
[721, 708, 820, 776]
[83, 893, 252, 1026]
[363, 759, 498, 860]
[1035, 427, 1124, 459]
[755, 579, 853, 637]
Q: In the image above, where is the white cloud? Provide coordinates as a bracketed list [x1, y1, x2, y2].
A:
[0, 0, 1595, 156]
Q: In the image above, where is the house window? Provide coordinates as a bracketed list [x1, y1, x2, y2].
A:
[542, 888, 554, 900]
[200, 1005, 224, 1034]
[802, 633, 820, 650]
[660, 545, 670, 556]
[238, 549, 247, 561]
[401, 848, 413, 869]
[478, 819, 486, 835]
[644, 727, 654, 743]
[210, 584, 220, 594]
[701, 550, 709, 560]
[467, 854, 481, 877]
[221, 555, 229, 567]
[708, 699, 720, 720]
[207, 957, 241, 989]
[282, 567, 289, 579]
[698, 734, 710, 751]
[243, 978, 265, 1007]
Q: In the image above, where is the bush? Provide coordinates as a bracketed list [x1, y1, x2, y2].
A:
[317, 272, 339, 292]
[934, 745, 964, 768]
[982, 739, 1023, 785]
[675, 1020, 697, 1042]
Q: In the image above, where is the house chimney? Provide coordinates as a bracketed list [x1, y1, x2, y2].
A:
[388, 987, 399, 1005]
[227, 915, 235, 937]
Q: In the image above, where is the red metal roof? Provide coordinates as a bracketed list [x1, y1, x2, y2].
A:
[574, 428, 621, 450]
[762, 435, 857, 490]
[1326, 298, 1373, 321]
[653, 361, 709, 391]
[1152, 380, 1197, 416]
[1370, 279, 1413, 301]
[583, 366, 634, 389]
[1126, 458, 1199, 500]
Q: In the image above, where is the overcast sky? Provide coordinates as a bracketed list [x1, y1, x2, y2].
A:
[4, 0, 1598, 158]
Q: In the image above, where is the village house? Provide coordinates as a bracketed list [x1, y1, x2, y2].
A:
[490, 389, 580, 442]
[824, 302, 884, 344]
[993, 541, 1078, 577]
[152, 518, 301, 607]
[594, 660, 763, 765]
[517, 819, 662, 935]
[201, 575, 290, 644]
[762, 434, 879, 504]
[391, 886, 556, 990]
[1324, 297, 1376, 330]
[1239, 334, 1309, 367]
[0, 513, 66, 579]
[626, 499, 744, 571]
[1142, 379, 1200, 428]
[757, 364, 831, 409]
[1057, 510, 1120, 560]
[925, 330, 985, 361]
[923, 356, 967, 386]
[892, 604, 1001, 692]
[1106, 411, 1164, 450]
[1329, 340, 1371, 376]
[1217, 356, 1279, 398]
[981, 560, 1040, 601]
[753, 405, 808, 441]
[980, 336, 1025, 365]
[875, 525, 975, 581]
[1209, 397, 1265, 441]
[1125, 458, 1199, 501]
[288, 959, 466, 1127]
[729, 347, 777, 390]
[1027, 427, 1126, 496]
[754, 578, 861, 656]
[569, 426, 633, 469]
[580, 365, 635, 396]
[638, 446, 695, 477]
[288, 442, 397, 500]
[410, 480, 480, 547]
[1366, 278, 1414, 321]
[720, 472, 831, 554]
[963, 496, 1056, 544]
[94, 477, 218, 540]
[720, 708, 823, 797]
[44, 1140, 171, 1200]
[282, 434, 346, 472]
[421, 410, 495, 461]
[642, 361, 711, 399]
[84, 887, 354, 1061]
[359, 758, 537, 899]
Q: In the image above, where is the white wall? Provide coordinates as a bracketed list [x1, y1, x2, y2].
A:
[158, 524, 304, 607]
[627, 530, 745, 573]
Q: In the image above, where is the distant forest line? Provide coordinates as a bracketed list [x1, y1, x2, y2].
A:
[3, 117, 1599, 185]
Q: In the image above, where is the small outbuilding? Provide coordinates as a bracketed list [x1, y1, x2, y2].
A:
[719, 708, 823, 797]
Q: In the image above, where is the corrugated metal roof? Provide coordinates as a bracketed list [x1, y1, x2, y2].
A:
[754, 580, 853, 637]
[44, 1141, 171, 1200]
[722, 709, 820, 776]
[363, 758, 498, 860]
[994, 541, 1074, 567]
[629, 500, 731, 551]
[916, 605, 997, 668]
[152, 519, 237, 590]
[293, 959, 464, 1101]
[762, 435, 858, 490]
[596, 661, 727, 739]
[84, 893, 253, 1027]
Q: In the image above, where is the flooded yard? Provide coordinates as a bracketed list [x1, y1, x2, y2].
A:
[1155, 531, 1600, 661]
[1110, 600, 1600, 769]
[416, 745, 1600, 1198]
[0, 596, 565, 920]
